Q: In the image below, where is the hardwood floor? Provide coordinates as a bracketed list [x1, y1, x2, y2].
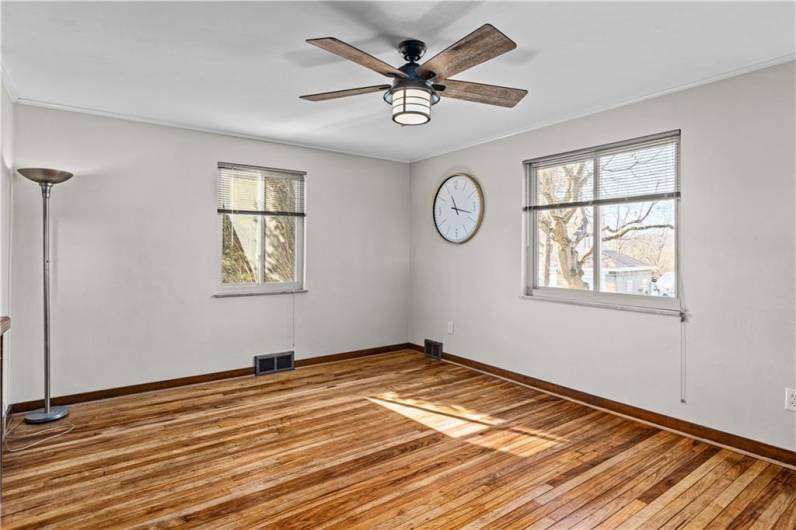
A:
[2, 350, 795, 529]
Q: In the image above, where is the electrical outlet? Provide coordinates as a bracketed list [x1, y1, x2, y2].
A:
[785, 388, 796, 412]
[447, 321, 454, 335]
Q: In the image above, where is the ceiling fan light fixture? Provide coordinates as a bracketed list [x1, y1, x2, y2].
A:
[385, 79, 439, 126]
[391, 86, 432, 125]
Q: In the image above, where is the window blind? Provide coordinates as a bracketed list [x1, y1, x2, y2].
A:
[524, 130, 679, 211]
[217, 162, 305, 216]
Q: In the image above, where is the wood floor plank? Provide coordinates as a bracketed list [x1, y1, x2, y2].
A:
[646, 453, 753, 529]
[705, 464, 784, 529]
[725, 468, 796, 529]
[2, 350, 795, 529]
[546, 438, 709, 529]
[681, 459, 768, 529]
[489, 431, 683, 529]
[772, 495, 796, 528]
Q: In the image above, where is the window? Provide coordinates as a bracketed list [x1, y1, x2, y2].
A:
[524, 131, 679, 308]
[217, 162, 305, 294]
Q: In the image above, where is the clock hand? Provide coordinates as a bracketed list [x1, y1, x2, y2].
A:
[451, 196, 460, 215]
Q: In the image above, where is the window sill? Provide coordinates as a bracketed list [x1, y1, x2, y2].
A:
[519, 293, 683, 318]
[213, 289, 308, 298]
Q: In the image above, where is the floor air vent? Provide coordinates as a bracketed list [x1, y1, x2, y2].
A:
[254, 351, 295, 375]
[424, 339, 443, 360]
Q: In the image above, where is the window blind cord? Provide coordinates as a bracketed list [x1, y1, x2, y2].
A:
[679, 230, 689, 404]
[680, 315, 687, 404]
[291, 289, 296, 351]
[285, 289, 296, 352]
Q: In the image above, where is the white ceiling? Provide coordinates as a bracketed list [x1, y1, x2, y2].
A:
[2, 2, 794, 162]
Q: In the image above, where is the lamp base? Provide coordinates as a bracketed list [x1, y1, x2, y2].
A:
[24, 405, 69, 424]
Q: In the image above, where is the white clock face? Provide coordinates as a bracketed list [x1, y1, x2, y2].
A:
[433, 174, 484, 243]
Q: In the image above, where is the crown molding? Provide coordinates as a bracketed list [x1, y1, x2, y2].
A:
[0, 64, 20, 102]
[12, 96, 411, 164]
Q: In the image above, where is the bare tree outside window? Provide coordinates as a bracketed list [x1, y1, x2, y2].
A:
[529, 134, 679, 299]
[217, 163, 304, 291]
[222, 214, 258, 283]
[537, 161, 594, 290]
[264, 178, 297, 283]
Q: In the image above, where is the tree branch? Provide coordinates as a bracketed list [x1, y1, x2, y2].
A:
[602, 202, 656, 234]
[539, 217, 552, 236]
[601, 223, 674, 243]
[578, 246, 593, 266]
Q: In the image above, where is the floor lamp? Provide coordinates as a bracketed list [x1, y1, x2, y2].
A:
[18, 168, 73, 424]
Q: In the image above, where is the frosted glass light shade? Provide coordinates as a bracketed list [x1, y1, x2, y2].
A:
[392, 87, 432, 125]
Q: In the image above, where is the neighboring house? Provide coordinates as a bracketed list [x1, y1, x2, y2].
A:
[550, 250, 666, 295]
[591, 250, 658, 295]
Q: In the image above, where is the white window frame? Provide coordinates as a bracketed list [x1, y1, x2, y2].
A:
[214, 164, 306, 298]
[522, 130, 681, 314]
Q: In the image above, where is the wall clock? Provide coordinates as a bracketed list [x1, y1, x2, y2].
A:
[433, 174, 484, 244]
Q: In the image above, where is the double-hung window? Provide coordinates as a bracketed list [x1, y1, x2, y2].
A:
[217, 162, 305, 295]
[524, 130, 680, 309]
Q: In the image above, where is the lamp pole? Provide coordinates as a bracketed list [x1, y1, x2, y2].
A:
[18, 168, 73, 424]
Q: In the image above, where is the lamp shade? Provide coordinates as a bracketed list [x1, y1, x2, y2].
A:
[18, 168, 74, 185]
[392, 87, 432, 125]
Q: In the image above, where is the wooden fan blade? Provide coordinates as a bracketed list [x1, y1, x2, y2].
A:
[416, 24, 516, 80]
[300, 85, 391, 101]
[306, 37, 407, 79]
[438, 79, 528, 108]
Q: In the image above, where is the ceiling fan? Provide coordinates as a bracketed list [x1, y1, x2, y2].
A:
[300, 24, 528, 126]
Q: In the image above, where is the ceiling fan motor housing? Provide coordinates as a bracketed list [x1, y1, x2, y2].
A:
[398, 39, 426, 63]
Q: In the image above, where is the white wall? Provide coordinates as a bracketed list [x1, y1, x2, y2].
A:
[1, 80, 15, 412]
[409, 62, 796, 450]
[10, 105, 410, 403]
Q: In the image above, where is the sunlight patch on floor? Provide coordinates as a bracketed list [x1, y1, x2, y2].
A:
[369, 393, 568, 456]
